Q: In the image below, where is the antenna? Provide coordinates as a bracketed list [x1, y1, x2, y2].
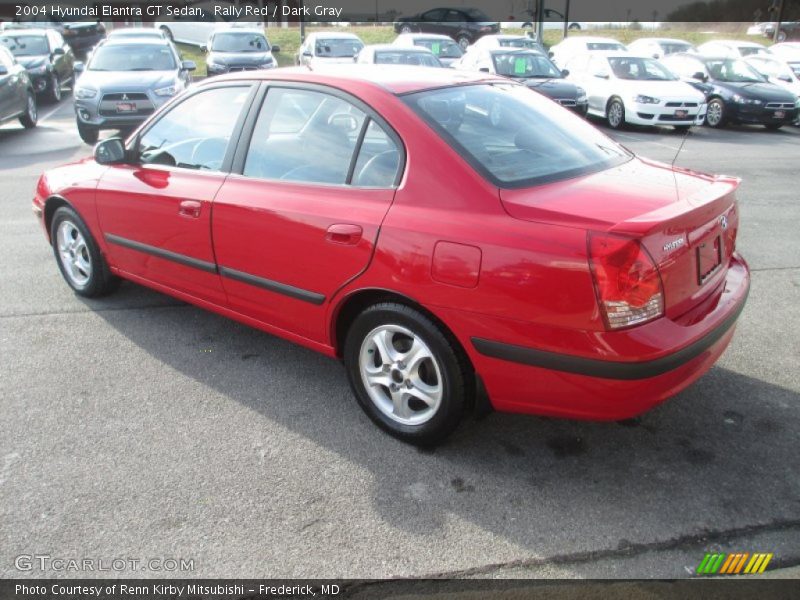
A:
[671, 126, 690, 168]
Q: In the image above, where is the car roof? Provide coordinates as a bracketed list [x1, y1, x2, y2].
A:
[572, 37, 625, 44]
[205, 64, 502, 94]
[367, 44, 434, 53]
[109, 28, 162, 35]
[211, 27, 266, 36]
[630, 37, 692, 44]
[407, 34, 454, 41]
[704, 39, 766, 47]
[0, 28, 48, 36]
[487, 48, 545, 56]
[308, 32, 361, 39]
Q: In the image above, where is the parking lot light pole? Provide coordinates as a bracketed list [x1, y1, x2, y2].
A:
[562, 0, 570, 38]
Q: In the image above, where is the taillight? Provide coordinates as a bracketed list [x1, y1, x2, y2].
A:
[588, 232, 664, 330]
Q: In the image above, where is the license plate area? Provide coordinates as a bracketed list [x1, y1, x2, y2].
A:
[773, 110, 785, 119]
[697, 235, 722, 284]
[674, 109, 688, 118]
[116, 102, 136, 113]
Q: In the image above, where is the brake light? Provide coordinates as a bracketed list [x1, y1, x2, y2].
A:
[588, 232, 664, 330]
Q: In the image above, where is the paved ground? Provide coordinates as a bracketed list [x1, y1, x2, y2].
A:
[1, 94, 798, 579]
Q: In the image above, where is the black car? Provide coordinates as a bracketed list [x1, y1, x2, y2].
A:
[765, 21, 799, 42]
[2, 20, 105, 53]
[663, 53, 798, 129]
[394, 7, 500, 50]
[202, 28, 279, 76]
[461, 48, 588, 116]
[0, 45, 37, 128]
[0, 29, 74, 102]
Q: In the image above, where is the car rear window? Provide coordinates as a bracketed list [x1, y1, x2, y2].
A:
[586, 42, 626, 51]
[404, 83, 631, 188]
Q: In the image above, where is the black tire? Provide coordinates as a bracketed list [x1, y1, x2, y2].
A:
[160, 26, 174, 42]
[606, 98, 626, 129]
[568, 23, 581, 30]
[47, 72, 61, 103]
[705, 98, 726, 128]
[77, 119, 99, 145]
[764, 123, 783, 130]
[343, 302, 473, 446]
[777, 30, 787, 43]
[400, 25, 413, 34]
[456, 35, 471, 51]
[18, 91, 37, 128]
[50, 206, 120, 297]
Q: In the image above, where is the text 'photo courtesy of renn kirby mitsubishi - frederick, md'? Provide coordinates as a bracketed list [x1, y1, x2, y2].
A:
[1, 0, 799, 597]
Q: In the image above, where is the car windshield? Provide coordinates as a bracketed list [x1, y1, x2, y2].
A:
[110, 30, 162, 40]
[586, 42, 626, 51]
[0, 35, 48, 56]
[705, 58, 765, 82]
[608, 57, 677, 80]
[660, 42, 693, 54]
[375, 50, 441, 67]
[212, 32, 269, 53]
[414, 38, 462, 58]
[315, 38, 363, 57]
[492, 53, 561, 78]
[404, 83, 631, 188]
[738, 46, 767, 56]
[499, 38, 539, 49]
[787, 61, 800, 77]
[89, 44, 176, 71]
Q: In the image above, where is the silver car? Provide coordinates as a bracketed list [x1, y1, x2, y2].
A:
[73, 38, 195, 144]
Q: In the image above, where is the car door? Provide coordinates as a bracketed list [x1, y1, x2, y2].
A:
[0, 48, 24, 121]
[48, 30, 73, 83]
[421, 9, 447, 35]
[587, 55, 612, 111]
[212, 83, 403, 344]
[95, 83, 256, 304]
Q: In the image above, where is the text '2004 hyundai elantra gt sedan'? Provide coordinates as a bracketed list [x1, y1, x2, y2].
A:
[33, 66, 750, 445]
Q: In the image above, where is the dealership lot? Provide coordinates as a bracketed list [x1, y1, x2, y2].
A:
[1, 97, 798, 578]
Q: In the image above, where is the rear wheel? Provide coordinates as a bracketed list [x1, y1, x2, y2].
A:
[606, 98, 626, 129]
[343, 303, 473, 446]
[18, 92, 37, 128]
[568, 23, 582, 30]
[51, 206, 120, 297]
[400, 25, 413, 34]
[77, 119, 99, 145]
[705, 98, 726, 128]
[48, 72, 61, 103]
[456, 35, 471, 51]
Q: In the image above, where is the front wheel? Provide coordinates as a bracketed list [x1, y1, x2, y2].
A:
[400, 25, 413, 34]
[51, 206, 120, 297]
[343, 303, 473, 446]
[77, 119, 99, 144]
[606, 98, 626, 129]
[48, 72, 61, 103]
[18, 91, 37, 128]
[705, 98, 726, 128]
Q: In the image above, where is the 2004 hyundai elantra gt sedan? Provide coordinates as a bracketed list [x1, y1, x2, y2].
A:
[33, 66, 750, 445]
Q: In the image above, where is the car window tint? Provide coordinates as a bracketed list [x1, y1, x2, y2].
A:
[352, 121, 401, 187]
[244, 88, 367, 185]
[406, 83, 631, 188]
[138, 86, 250, 171]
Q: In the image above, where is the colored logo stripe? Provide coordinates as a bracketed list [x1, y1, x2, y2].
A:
[697, 552, 773, 575]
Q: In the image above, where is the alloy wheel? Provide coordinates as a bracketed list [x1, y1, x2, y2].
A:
[706, 100, 723, 127]
[608, 101, 624, 128]
[358, 324, 443, 426]
[56, 220, 91, 287]
[51, 73, 61, 101]
[28, 94, 37, 121]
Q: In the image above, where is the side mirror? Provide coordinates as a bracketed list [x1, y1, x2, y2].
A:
[94, 138, 126, 165]
[594, 72, 609, 79]
[302, 50, 312, 57]
[478, 67, 490, 72]
[200, 45, 207, 52]
[561, 68, 569, 77]
[548, 51, 554, 58]
[74, 61, 84, 73]
[181, 60, 196, 71]
[691, 71, 707, 82]
[271, 44, 280, 53]
[0, 65, 7, 76]
[53, 47, 65, 56]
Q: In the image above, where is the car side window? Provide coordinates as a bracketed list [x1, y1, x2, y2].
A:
[243, 87, 367, 185]
[423, 9, 447, 21]
[138, 86, 250, 171]
[352, 120, 401, 188]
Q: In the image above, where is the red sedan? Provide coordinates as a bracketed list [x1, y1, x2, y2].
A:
[33, 67, 750, 445]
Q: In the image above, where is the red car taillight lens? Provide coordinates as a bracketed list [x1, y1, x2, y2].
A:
[588, 232, 664, 330]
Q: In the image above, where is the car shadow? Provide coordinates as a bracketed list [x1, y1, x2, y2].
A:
[83, 282, 800, 561]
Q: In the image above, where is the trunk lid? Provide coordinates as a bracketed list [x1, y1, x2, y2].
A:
[499, 157, 740, 320]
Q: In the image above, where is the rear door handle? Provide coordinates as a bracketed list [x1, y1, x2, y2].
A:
[179, 200, 202, 218]
[326, 223, 362, 245]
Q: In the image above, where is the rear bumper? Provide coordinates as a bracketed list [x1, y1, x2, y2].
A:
[446, 254, 750, 420]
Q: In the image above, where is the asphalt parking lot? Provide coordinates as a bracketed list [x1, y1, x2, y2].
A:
[1, 94, 798, 579]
